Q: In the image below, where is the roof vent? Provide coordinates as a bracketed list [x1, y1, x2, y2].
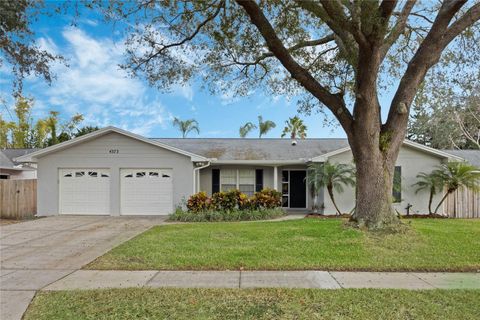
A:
[291, 140, 297, 146]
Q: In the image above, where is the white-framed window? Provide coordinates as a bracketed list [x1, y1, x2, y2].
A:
[220, 169, 255, 196]
[239, 169, 255, 196]
[220, 169, 237, 192]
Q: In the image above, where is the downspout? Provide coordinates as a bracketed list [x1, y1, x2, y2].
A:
[192, 160, 211, 194]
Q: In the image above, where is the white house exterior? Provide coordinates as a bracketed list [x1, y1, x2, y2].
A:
[16, 126, 464, 216]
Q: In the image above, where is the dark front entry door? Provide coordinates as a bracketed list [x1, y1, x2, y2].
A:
[289, 171, 306, 208]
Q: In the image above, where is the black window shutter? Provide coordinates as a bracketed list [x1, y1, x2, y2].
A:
[212, 169, 220, 194]
[255, 169, 263, 192]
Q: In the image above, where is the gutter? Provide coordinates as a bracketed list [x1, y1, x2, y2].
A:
[210, 159, 307, 165]
[192, 160, 211, 194]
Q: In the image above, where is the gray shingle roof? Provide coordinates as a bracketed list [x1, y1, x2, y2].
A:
[153, 138, 350, 161]
[443, 150, 480, 167]
[0, 149, 40, 167]
[0, 151, 14, 168]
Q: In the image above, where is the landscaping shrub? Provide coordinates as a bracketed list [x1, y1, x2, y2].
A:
[169, 207, 285, 222]
[186, 191, 212, 213]
[171, 188, 285, 222]
[252, 188, 282, 209]
[211, 190, 241, 211]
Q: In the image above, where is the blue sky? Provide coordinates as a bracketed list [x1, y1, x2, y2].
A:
[1, 8, 397, 139]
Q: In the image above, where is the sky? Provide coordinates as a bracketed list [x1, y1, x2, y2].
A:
[1, 6, 395, 139]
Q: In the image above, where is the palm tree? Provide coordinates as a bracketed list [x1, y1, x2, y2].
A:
[172, 117, 200, 138]
[307, 161, 355, 216]
[281, 116, 307, 139]
[413, 172, 444, 215]
[257, 116, 276, 138]
[431, 162, 480, 215]
[239, 122, 257, 138]
[306, 163, 323, 213]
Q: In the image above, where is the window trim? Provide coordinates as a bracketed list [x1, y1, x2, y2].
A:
[219, 168, 256, 196]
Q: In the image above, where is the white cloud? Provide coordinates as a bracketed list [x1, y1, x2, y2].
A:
[172, 83, 194, 101]
[31, 27, 168, 136]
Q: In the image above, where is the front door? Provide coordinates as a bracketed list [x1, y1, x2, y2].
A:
[289, 170, 306, 208]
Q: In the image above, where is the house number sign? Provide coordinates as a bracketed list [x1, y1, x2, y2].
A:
[109, 149, 119, 154]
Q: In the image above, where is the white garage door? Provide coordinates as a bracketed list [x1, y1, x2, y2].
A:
[59, 169, 110, 215]
[121, 169, 173, 215]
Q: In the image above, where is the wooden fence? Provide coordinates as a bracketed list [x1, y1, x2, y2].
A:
[444, 186, 480, 218]
[0, 179, 37, 219]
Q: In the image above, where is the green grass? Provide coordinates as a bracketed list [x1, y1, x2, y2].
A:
[24, 288, 480, 320]
[86, 219, 480, 271]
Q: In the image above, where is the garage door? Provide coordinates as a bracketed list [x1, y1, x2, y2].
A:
[59, 169, 110, 215]
[121, 169, 173, 215]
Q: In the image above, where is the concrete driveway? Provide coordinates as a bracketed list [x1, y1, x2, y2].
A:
[0, 215, 166, 320]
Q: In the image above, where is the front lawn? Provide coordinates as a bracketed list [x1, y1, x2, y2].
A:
[86, 219, 480, 271]
[24, 288, 480, 320]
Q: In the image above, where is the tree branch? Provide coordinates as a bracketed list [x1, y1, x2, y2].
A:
[221, 34, 335, 68]
[384, 0, 478, 157]
[381, 0, 417, 58]
[320, 0, 369, 47]
[442, 2, 480, 45]
[295, 0, 358, 68]
[236, 0, 353, 132]
[132, 0, 225, 71]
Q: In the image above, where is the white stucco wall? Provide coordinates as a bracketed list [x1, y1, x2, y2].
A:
[323, 145, 446, 215]
[36, 132, 194, 216]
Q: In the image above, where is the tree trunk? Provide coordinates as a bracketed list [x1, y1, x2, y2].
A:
[433, 191, 451, 215]
[428, 188, 434, 215]
[350, 144, 399, 229]
[327, 185, 341, 216]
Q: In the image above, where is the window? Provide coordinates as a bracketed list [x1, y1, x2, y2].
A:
[124, 173, 133, 178]
[220, 169, 237, 192]
[239, 169, 255, 196]
[219, 169, 256, 196]
[136, 172, 146, 178]
[0, 174, 9, 179]
[88, 171, 98, 177]
[393, 166, 402, 203]
[149, 172, 159, 177]
[101, 173, 109, 178]
[63, 173, 72, 178]
[75, 171, 85, 177]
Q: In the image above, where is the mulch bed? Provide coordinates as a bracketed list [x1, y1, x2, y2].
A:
[305, 213, 352, 219]
[402, 214, 448, 219]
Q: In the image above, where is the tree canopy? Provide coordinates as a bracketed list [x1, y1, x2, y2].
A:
[89, 0, 480, 229]
[0, 96, 87, 148]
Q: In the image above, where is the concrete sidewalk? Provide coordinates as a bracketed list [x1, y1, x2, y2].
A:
[43, 270, 480, 291]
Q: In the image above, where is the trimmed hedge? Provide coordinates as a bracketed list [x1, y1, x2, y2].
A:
[186, 189, 281, 213]
[175, 189, 284, 222]
[168, 207, 286, 222]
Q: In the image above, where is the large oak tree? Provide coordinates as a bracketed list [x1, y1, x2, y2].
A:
[84, 1, 480, 228]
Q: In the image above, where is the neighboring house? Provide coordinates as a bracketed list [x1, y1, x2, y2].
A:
[0, 149, 39, 180]
[443, 149, 480, 167]
[16, 126, 463, 216]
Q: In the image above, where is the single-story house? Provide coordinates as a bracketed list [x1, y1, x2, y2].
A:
[0, 148, 38, 180]
[16, 126, 464, 216]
